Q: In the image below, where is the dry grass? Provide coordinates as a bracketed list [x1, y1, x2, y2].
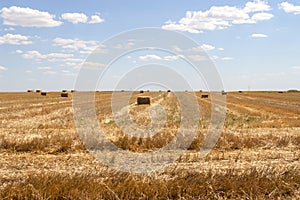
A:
[0, 166, 299, 199]
[0, 91, 299, 199]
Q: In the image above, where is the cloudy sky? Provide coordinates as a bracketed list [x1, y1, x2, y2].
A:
[0, 0, 299, 91]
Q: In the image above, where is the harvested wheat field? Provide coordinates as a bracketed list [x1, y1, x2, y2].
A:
[0, 91, 299, 199]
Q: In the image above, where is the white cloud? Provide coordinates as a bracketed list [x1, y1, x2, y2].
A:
[251, 12, 274, 21]
[4, 27, 15, 31]
[200, 44, 215, 51]
[44, 71, 56, 75]
[114, 41, 135, 49]
[53, 37, 98, 53]
[218, 48, 224, 51]
[89, 15, 104, 24]
[0, 33, 32, 45]
[0, 6, 62, 27]
[186, 45, 215, 52]
[61, 13, 88, 24]
[212, 55, 219, 60]
[164, 55, 185, 61]
[162, 0, 273, 33]
[188, 55, 208, 61]
[37, 66, 52, 70]
[244, 0, 271, 13]
[16, 49, 23, 53]
[22, 50, 73, 61]
[251, 33, 268, 38]
[280, 2, 300, 14]
[221, 57, 234, 60]
[22, 50, 43, 59]
[292, 66, 300, 69]
[0, 66, 8, 71]
[139, 54, 162, 61]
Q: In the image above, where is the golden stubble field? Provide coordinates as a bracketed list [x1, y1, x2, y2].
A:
[0, 91, 299, 199]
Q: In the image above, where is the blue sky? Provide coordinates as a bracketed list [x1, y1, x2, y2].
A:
[0, 0, 299, 91]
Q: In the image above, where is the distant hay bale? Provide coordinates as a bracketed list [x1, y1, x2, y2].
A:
[201, 94, 209, 98]
[137, 96, 150, 105]
[121, 90, 125, 92]
[36, 90, 41, 93]
[62, 90, 67, 92]
[61, 93, 68, 97]
[278, 91, 284, 93]
[41, 92, 47, 96]
[222, 92, 227, 95]
[71, 90, 75, 93]
[185, 90, 188, 92]
[147, 90, 150, 92]
[27, 90, 33, 93]
[199, 90, 203, 92]
[238, 91, 243, 93]
[140, 90, 144, 93]
[167, 90, 171, 92]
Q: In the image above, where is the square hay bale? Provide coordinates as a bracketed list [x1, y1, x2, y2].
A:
[62, 90, 67, 92]
[41, 92, 47, 96]
[140, 90, 144, 93]
[71, 90, 75, 93]
[137, 96, 150, 105]
[27, 90, 33, 93]
[61, 92, 69, 97]
[201, 94, 209, 98]
[167, 90, 171, 92]
[36, 90, 41, 93]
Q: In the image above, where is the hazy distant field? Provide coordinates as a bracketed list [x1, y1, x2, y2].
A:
[0, 91, 299, 199]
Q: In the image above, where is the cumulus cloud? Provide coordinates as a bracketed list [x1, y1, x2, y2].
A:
[4, 27, 15, 31]
[251, 12, 274, 21]
[37, 66, 52, 70]
[280, 2, 300, 14]
[22, 50, 73, 61]
[221, 57, 234, 60]
[139, 54, 162, 61]
[251, 33, 268, 38]
[0, 66, 8, 71]
[61, 13, 104, 24]
[89, 15, 104, 24]
[53, 37, 98, 53]
[61, 13, 88, 24]
[162, 0, 273, 33]
[200, 44, 215, 51]
[15, 49, 23, 53]
[244, 0, 271, 13]
[164, 55, 185, 61]
[0, 33, 32, 45]
[0, 6, 62, 27]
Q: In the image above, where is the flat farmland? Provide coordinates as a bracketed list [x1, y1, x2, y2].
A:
[0, 91, 299, 199]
